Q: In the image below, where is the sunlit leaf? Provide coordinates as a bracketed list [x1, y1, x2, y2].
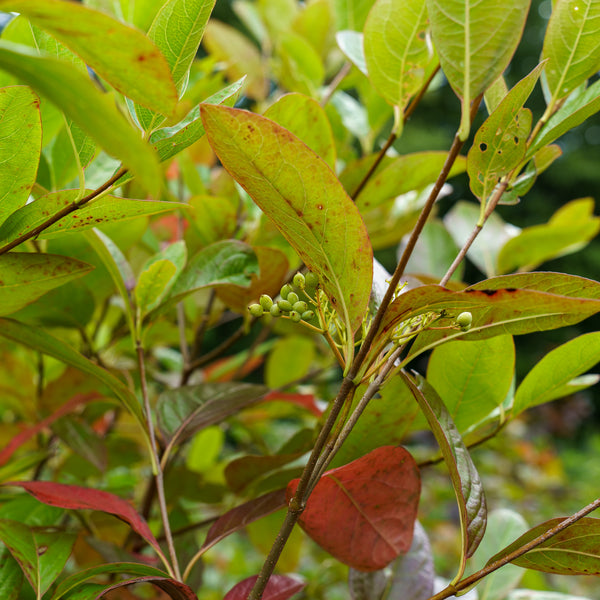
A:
[426, 0, 530, 139]
[0, 0, 178, 114]
[333, 0, 375, 30]
[336, 30, 368, 75]
[201, 105, 373, 334]
[401, 373, 486, 574]
[288, 446, 420, 571]
[0, 86, 41, 226]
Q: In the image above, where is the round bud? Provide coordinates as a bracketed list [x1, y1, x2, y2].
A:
[293, 301, 308, 313]
[289, 310, 302, 323]
[270, 304, 282, 317]
[259, 294, 273, 310]
[287, 292, 299, 305]
[280, 283, 293, 299]
[278, 299, 293, 312]
[456, 311, 473, 329]
[301, 310, 315, 321]
[305, 271, 319, 289]
[293, 272, 305, 289]
[248, 303, 264, 317]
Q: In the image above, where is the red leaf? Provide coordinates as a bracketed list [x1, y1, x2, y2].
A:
[261, 392, 323, 417]
[223, 574, 304, 600]
[96, 576, 198, 599]
[287, 446, 420, 571]
[5, 481, 160, 553]
[0, 392, 101, 467]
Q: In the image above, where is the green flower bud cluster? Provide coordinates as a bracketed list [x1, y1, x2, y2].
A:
[247, 270, 319, 322]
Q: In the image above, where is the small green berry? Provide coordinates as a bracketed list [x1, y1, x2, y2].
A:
[305, 271, 319, 289]
[287, 292, 299, 305]
[301, 310, 315, 321]
[456, 311, 473, 329]
[270, 304, 282, 317]
[293, 272, 305, 289]
[259, 294, 273, 310]
[280, 283, 293, 299]
[248, 303, 264, 317]
[293, 300, 308, 313]
[278, 299, 293, 312]
[289, 310, 302, 323]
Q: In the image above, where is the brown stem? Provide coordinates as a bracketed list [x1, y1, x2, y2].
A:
[430, 496, 600, 600]
[0, 168, 127, 255]
[320, 61, 352, 107]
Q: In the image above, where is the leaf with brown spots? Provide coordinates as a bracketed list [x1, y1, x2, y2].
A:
[287, 446, 420, 571]
[200, 105, 373, 335]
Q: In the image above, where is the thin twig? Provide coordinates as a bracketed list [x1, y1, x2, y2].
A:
[320, 61, 352, 107]
[0, 168, 128, 255]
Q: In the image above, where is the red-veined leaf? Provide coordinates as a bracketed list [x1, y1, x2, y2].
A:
[224, 574, 304, 600]
[287, 446, 420, 571]
[95, 576, 197, 600]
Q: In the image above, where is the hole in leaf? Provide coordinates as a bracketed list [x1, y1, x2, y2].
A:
[479, 143, 488, 152]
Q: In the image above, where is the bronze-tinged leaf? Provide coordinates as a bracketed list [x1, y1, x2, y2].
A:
[224, 574, 305, 600]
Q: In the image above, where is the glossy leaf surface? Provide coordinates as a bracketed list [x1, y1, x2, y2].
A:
[0, 0, 178, 114]
[0, 252, 92, 316]
[488, 517, 600, 575]
[201, 105, 372, 333]
[287, 446, 420, 571]
[0, 86, 41, 225]
[95, 576, 198, 599]
[402, 374, 487, 565]
[224, 574, 304, 600]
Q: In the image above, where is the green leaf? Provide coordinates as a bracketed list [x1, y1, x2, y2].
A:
[467, 63, 544, 202]
[168, 239, 258, 305]
[0, 548, 23, 600]
[0, 41, 162, 197]
[265, 336, 315, 389]
[275, 31, 325, 96]
[201, 105, 373, 335]
[513, 332, 600, 415]
[0, 0, 178, 115]
[186, 426, 224, 474]
[333, 0, 375, 30]
[401, 373, 487, 576]
[135, 0, 217, 131]
[336, 30, 367, 75]
[0, 318, 145, 428]
[0, 519, 76, 597]
[529, 78, 600, 156]
[488, 517, 600, 575]
[469, 509, 529, 600]
[364, 0, 433, 109]
[51, 562, 169, 600]
[136, 261, 177, 315]
[0, 190, 185, 245]
[497, 198, 600, 274]
[0, 252, 93, 316]
[263, 92, 336, 169]
[427, 335, 515, 432]
[0, 86, 41, 226]
[541, 0, 600, 104]
[426, 0, 530, 139]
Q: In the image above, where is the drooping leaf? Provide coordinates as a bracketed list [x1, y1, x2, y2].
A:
[0, 42, 162, 196]
[4, 481, 161, 554]
[0, 86, 41, 226]
[467, 63, 544, 202]
[488, 517, 600, 575]
[0, 0, 178, 115]
[135, 0, 217, 131]
[364, 0, 433, 109]
[469, 509, 529, 600]
[541, 0, 600, 104]
[0, 190, 185, 245]
[426, 0, 531, 139]
[0, 252, 93, 316]
[0, 519, 76, 597]
[224, 574, 305, 600]
[200, 488, 287, 554]
[427, 336, 515, 432]
[513, 332, 600, 415]
[401, 373, 486, 576]
[51, 562, 170, 600]
[287, 446, 421, 571]
[201, 105, 373, 335]
[167, 239, 259, 305]
[263, 92, 336, 168]
[95, 576, 198, 600]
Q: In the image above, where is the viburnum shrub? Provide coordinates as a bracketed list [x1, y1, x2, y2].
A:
[2, 0, 600, 599]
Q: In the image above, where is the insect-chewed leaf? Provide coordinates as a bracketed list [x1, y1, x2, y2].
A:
[201, 105, 373, 334]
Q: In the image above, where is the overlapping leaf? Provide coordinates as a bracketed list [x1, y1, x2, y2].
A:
[224, 574, 305, 600]
[201, 105, 373, 333]
[287, 446, 420, 571]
